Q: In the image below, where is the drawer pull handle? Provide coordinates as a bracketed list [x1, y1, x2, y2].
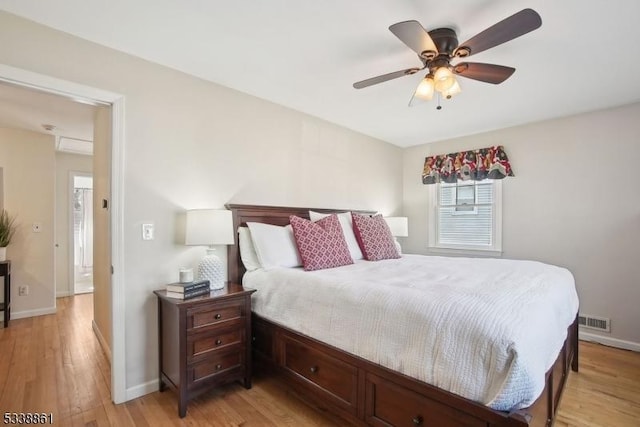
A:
[215, 339, 222, 345]
[412, 415, 423, 425]
[216, 364, 222, 370]
[310, 366, 318, 374]
[214, 314, 222, 319]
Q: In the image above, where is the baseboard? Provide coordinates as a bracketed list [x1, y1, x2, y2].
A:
[92, 320, 112, 362]
[11, 306, 57, 320]
[126, 379, 159, 401]
[56, 291, 71, 298]
[580, 330, 640, 352]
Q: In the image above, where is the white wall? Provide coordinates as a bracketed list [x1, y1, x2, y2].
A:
[54, 152, 93, 297]
[0, 127, 55, 317]
[0, 12, 403, 397]
[403, 102, 640, 348]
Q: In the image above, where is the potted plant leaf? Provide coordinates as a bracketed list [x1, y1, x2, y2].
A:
[0, 209, 16, 261]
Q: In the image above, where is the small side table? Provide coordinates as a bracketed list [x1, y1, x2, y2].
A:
[0, 260, 11, 327]
[154, 283, 256, 417]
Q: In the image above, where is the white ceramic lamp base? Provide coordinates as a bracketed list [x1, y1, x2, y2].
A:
[198, 248, 225, 290]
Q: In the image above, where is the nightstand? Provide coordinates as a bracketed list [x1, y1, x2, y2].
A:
[154, 283, 256, 417]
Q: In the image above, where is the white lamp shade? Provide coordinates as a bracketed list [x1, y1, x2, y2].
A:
[384, 217, 409, 237]
[185, 209, 234, 246]
[414, 76, 435, 101]
[442, 79, 461, 99]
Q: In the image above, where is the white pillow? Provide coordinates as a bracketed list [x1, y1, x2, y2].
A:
[238, 227, 261, 271]
[246, 222, 302, 269]
[309, 210, 363, 260]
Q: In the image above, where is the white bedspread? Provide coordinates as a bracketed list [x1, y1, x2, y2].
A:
[243, 254, 579, 411]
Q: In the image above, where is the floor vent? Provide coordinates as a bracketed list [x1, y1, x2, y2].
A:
[578, 314, 611, 332]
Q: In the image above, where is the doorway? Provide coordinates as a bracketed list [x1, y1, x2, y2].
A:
[72, 173, 93, 294]
[0, 63, 126, 403]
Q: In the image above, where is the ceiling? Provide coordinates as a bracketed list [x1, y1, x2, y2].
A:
[1, 0, 640, 147]
[0, 81, 96, 153]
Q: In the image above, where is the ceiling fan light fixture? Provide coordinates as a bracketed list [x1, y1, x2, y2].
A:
[442, 79, 461, 99]
[434, 66, 453, 81]
[434, 66, 455, 92]
[353, 9, 543, 109]
[415, 75, 435, 100]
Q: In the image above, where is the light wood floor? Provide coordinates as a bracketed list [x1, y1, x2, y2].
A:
[1, 294, 639, 426]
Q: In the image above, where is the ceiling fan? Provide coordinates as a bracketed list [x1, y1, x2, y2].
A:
[353, 9, 542, 107]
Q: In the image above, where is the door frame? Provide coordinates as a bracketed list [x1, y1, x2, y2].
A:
[69, 171, 94, 295]
[0, 63, 127, 404]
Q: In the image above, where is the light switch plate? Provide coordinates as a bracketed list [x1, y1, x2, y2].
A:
[142, 223, 154, 240]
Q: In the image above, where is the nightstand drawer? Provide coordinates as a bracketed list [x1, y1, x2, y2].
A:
[188, 327, 244, 361]
[187, 300, 243, 330]
[189, 349, 243, 385]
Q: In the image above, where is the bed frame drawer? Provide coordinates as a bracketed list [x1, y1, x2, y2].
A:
[280, 334, 359, 414]
[365, 373, 486, 427]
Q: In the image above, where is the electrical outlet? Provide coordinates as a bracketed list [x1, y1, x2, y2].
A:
[18, 285, 29, 296]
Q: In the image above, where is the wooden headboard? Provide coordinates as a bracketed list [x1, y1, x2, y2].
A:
[225, 204, 375, 283]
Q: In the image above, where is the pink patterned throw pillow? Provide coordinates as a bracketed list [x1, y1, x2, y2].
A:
[289, 214, 354, 271]
[352, 213, 400, 261]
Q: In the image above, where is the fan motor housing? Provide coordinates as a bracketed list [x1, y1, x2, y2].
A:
[428, 28, 459, 56]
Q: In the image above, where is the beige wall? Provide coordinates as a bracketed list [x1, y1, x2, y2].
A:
[403, 102, 640, 347]
[93, 106, 111, 353]
[55, 152, 93, 297]
[0, 127, 55, 316]
[0, 12, 403, 395]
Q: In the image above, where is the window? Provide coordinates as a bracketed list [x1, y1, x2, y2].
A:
[428, 180, 502, 253]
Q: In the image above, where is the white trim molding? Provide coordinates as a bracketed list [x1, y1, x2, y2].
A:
[92, 320, 112, 362]
[110, 96, 126, 404]
[0, 63, 127, 404]
[11, 306, 57, 320]
[126, 379, 160, 401]
[580, 331, 640, 353]
[427, 179, 503, 254]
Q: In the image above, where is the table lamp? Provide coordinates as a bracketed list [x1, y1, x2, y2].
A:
[384, 216, 409, 254]
[185, 209, 234, 289]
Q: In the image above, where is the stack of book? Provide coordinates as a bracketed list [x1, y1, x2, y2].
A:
[165, 280, 210, 299]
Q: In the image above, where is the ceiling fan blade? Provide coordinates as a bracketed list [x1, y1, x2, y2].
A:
[453, 62, 515, 84]
[389, 20, 438, 57]
[457, 9, 541, 57]
[353, 67, 421, 89]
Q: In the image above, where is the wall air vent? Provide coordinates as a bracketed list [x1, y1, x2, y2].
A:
[578, 314, 610, 332]
[56, 136, 93, 156]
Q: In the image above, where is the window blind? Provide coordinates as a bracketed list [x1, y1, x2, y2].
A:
[437, 181, 493, 247]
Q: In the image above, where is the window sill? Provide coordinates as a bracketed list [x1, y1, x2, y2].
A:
[426, 246, 502, 258]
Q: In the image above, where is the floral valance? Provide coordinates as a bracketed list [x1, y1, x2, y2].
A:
[422, 145, 514, 185]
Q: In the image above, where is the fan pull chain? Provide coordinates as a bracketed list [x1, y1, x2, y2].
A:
[436, 92, 442, 110]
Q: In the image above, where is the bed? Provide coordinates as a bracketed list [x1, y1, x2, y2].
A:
[226, 204, 579, 427]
